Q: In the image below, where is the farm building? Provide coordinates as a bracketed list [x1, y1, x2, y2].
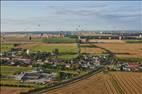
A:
[15, 71, 56, 84]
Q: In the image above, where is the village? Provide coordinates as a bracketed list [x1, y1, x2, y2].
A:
[1, 45, 142, 86]
[0, 47, 109, 85]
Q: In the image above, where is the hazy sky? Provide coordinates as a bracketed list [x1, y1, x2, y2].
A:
[1, 1, 142, 32]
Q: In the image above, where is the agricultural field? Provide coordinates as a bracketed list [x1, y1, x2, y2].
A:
[81, 46, 106, 54]
[17, 43, 78, 60]
[88, 39, 125, 43]
[125, 40, 142, 43]
[2, 35, 41, 44]
[2, 35, 76, 44]
[17, 43, 78, 54]
[0, 66, 33, 76]
[45, 72, 142, 94]
[42, 37, 76, 43]
[58, 54, 78, 60]
[80, 43, 142, 59]
[0, 66, 42, 88]
[1, 44, 14, 52]
[0, 87, 33, 94]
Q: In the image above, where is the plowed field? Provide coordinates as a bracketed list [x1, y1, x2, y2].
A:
[44, 72, 142, 94]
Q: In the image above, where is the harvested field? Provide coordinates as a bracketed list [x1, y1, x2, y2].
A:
[80, 43, 142, 58]
[81, 47, 106, 54]
[89, 39, 125, 43]
[0, 87, 32, 94]
[44, 72, 142, 94]
[2, 36, 41, 44]
[42, 37, 76, 43]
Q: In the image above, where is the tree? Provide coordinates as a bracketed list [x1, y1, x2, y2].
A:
[29, 36, 32, 40]
[54, 48, 59, 55]
[53, 48, 59, 58]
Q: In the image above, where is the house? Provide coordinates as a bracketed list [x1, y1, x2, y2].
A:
[0, 57, 10, 60]
[17, 58, 31, 64]
[46, 34, 64, 38]
[139, 65, 142, 71]
[10, 58, 32, 66]
[127, 64, 140, 71]
[89, 66, 95, 69]
[65, 64, 71, 68]
[0, 52, 3, 56]
[22, 72, 41, 80]
[15, 72, 41, 80]
[122, 67, 131, 71]
[95, 62, 100, 67]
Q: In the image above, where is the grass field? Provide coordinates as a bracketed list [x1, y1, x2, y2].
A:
[125, 40, 142, 43]
[58, 54, 78, 60]
[0, 66, 42, 88]
[42, 37, 76, 43]
[0, 87, 33, 94]
[0, 66, 33, 76]
[1, 44, 14, 52]
[45, 72, 142, 94]
[17, 43, 78, 60]
[17, 43, 78, 54]
[0, 79, 41, 88]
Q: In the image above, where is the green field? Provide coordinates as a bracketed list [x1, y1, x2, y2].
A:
[18, 43, 78, 54]
[58, 54, 78, 60]
[42, 37, 76, 43]
[0, 66, 40, 87]
[32, 44, 77, 54]
[0, 79, 41, 87]
[116, 57, 142, 63]
[1, 44, 14, 52]
[125, 40, 142, 43]
[17, 43, 79, 60]
[0, 66, 33, 76]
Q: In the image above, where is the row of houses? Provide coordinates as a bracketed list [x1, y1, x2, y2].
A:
[111, 63, 142, 72]
[28, 33, 64, 38]
[122, 63, 142, 72]
[1, 57, 32, 66]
